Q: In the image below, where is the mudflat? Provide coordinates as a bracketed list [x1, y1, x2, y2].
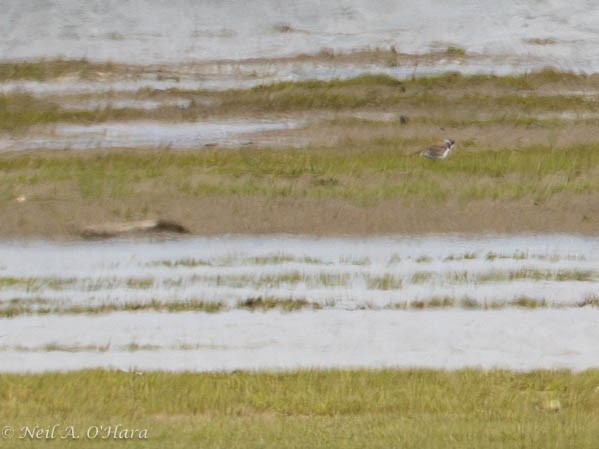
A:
[1, 191, 598, 239]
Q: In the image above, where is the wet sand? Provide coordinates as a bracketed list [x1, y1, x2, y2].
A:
[1, 194, 598, 239]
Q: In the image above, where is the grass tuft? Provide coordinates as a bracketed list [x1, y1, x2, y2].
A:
[238, 297, 312, 312]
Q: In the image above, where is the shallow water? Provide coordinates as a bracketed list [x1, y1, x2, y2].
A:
[2, 308, 599, 372]
[0, 76, 265, 96]
[61, 97, 193, 111]
[0, 120, 299, 151]
[1, 234, 597, 309]
[0, 58, 545, 98]
[2, 234, 598, 372]
[2, 0, 599, 72]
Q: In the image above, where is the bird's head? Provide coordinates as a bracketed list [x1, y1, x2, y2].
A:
[444, 139, 456, 150]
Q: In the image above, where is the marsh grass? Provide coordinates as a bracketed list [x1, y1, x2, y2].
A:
[1, 276, 188, 293]
[410, 272, 434, 284]
[0, 368, 598, 448]
[408, 68, 590, 90]
[149, 258, 212, 268]
[244, 254, 298, 265]
[514, 296, 547, 308]
[445, 45, 467, 56]
[579, 295, 599, 307]
[444, 252, 478, 261]
[0, 97, 206, 133]
[1, 292, 597, 317]
[339, 256, 371, 266]
[486, 251, 530, 261]
[237, 297, 314, 311]
[477, 269, 596, 283]
[390, 296, 559, 310]
[0, 93, 63, 131]
[2, 69, 598, 132]
[125, 278, 155, 289]
[0, 276, 77, 292]
[0, 296, 321, 318]
[0, 299, 226, 318]
[427, 296, 457, 308]
[366, 274, 403, 290]
[4, 142, 599, 205]
[207, 69, 599, 115]
[0, 59, 119, 81]
[0, 93, 172, 132]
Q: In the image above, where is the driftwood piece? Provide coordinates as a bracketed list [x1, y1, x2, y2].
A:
[81, 219, 188, 239]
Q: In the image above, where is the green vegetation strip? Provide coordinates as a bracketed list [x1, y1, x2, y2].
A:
[2, 68, 599, 131]
[3, 142, 599, 205]
[0, 93, 194, 132]
[0, 369, 598, 448]
[0, 59, 120, 82]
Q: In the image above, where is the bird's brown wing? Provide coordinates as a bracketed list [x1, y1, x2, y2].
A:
[427, 143, 445, 152]
[424, 144, 446, 156]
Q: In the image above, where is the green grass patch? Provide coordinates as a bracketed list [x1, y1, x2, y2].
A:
[408, 68, 588, 90]
[214, 78, 596, 114]
[0, 369, 598, 448]
[0, 92, 174, 132]
[3, 142, 599, 205]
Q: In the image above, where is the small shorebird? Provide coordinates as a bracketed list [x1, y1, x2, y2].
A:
[420, 139, 456, 160]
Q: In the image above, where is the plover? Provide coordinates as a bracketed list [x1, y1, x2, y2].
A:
[420, 139, 455, 160]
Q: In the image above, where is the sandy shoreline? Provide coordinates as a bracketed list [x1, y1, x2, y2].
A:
[1, 194, 599, 240]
